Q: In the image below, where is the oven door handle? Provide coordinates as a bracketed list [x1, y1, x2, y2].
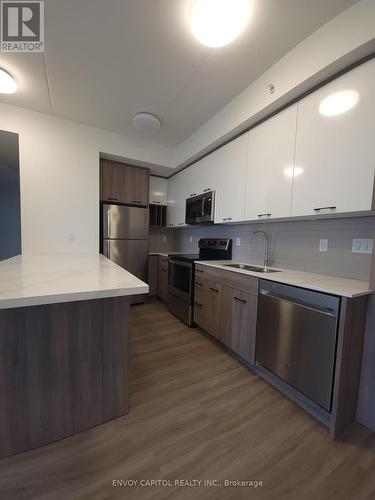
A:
[169, 259, 193, 269]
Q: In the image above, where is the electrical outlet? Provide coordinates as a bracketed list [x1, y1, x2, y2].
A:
[162, 235, 167, 243]
[319, 239, 328, 252]
[189, 236, 193, 243]
[236, 237, 241, 246]
[352, 239, 373, 254]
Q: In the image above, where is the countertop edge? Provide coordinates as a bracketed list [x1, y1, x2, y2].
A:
[195, 261, 372, 299]
[0, 285, 149, 310]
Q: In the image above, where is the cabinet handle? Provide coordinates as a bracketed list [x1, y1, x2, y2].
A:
[194, 301, 203, 307]
[257, 213, 271, 217]
[168, 224, 174, 226]
[108, 197, 118, 201]
[178, 223, 185, 226]
[203, 188, 211, 192]
[313, 206, 336, 212]
[152, 200, 161, 204]
[222, 217, 232, 221]
[195, 281, 203, 287]
[132, 200, 142, 204]
[196, 269, 204, 273]
[190, 193, 197, 197]
[209, 287, 219, 293]
[234, 297, 247, 304]
[161, 269, 167, 273]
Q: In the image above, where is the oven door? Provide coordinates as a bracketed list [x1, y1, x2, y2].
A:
[168, 259, 193, 304]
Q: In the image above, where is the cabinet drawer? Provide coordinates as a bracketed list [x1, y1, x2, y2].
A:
[194, 275, 208, 296]
[195, 264, 259, 295]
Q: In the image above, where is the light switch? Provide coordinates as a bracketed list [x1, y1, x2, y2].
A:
[189, 236, 193, 243]
[68, 232, 75, 243]
[162, 235, 167, 242]
[319, 239, 328, 252]
[236, 237, 241, 246]
[352, 239, 373, 254]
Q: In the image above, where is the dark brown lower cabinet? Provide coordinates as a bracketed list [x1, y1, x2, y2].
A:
[0, 296, 130, 459]
[194, 268, 258, 365]
[158, 256, 169, 302]
[195, 279, 223, 341]
[147, 255, 159, 296]
[223, 288, 258, 365]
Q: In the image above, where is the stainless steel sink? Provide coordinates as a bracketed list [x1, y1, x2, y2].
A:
[224, 263, 281, 273]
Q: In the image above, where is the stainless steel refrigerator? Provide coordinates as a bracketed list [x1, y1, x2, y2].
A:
[102, 204, 149, 284]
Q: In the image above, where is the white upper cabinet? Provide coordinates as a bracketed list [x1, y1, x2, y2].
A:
[245, 104, 298, 221]
[212, 134, 248, 224]
[149, 176, 168, 205]
[292, 59, 375, 217]
[167, 169, 190, 227]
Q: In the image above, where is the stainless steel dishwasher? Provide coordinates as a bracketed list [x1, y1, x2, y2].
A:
[256, 280, 340, 411]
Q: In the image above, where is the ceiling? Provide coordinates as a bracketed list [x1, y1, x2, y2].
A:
[0, 0, 361, 147]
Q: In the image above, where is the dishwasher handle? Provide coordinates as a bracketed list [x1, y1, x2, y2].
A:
[260, 290, 338, 318]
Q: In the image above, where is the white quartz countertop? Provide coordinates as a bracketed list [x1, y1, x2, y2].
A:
[0, 254, 149, 309]
[196, 261, 372, 298]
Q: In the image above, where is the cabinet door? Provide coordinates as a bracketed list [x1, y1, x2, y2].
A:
[245, 105, 297, 221]
[125, 166, 149, 206]
[188, 156, 215, 197]
[194, 278, 223, 341]
[147, 255, 159, 296]
[205, 281, 223, 342]
[157, 256, 169, 302]
[213, 134, 248, 224]
[228, 289, 257, 365]
[167, 170, 188, 227]
[150, 176, 168, 205]
[292, 59, 375, 216]
[100, 160, 126, 203]
[194, 277, 209, 331]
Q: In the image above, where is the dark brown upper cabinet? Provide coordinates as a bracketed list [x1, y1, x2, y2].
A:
[100, 160, 149, 206]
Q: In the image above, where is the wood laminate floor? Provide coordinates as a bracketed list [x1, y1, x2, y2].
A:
[0, 300, 375, 500]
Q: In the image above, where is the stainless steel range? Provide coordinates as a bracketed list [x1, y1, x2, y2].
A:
[167, 238, 232, 326]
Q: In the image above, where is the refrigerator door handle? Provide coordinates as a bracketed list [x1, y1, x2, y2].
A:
[104, 240, 111, 258]
[107, 209, 111, 238]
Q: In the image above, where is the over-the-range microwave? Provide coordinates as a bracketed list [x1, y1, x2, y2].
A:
[185, 191, 215, 225]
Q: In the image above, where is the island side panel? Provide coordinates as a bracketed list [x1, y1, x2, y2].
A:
[0, 296, 130, 459]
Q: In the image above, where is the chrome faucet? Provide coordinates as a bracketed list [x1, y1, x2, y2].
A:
[248, 231, 270, 269]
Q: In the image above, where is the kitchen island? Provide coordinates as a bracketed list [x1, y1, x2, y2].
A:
[0, 254, 148, 459]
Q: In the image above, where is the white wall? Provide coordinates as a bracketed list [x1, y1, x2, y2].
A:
[0, 103, 174, 255]
[175, 0, 375, 167]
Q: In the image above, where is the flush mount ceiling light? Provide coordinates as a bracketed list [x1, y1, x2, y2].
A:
[319, 89, 359, 117]
[132, 112, 161, 132]
[0, 68, 17, 94]
[191, 0, 252, 48]
[284, 166, 304, 178]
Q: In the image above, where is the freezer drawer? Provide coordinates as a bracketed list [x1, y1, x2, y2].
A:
[256, 281, 340, 411]
[103, 204, 149, 239]
[103, 239, 148, 281]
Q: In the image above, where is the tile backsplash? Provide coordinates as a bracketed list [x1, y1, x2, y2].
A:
[149, 227, 177, 253]
[172, 217, 375, 281]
